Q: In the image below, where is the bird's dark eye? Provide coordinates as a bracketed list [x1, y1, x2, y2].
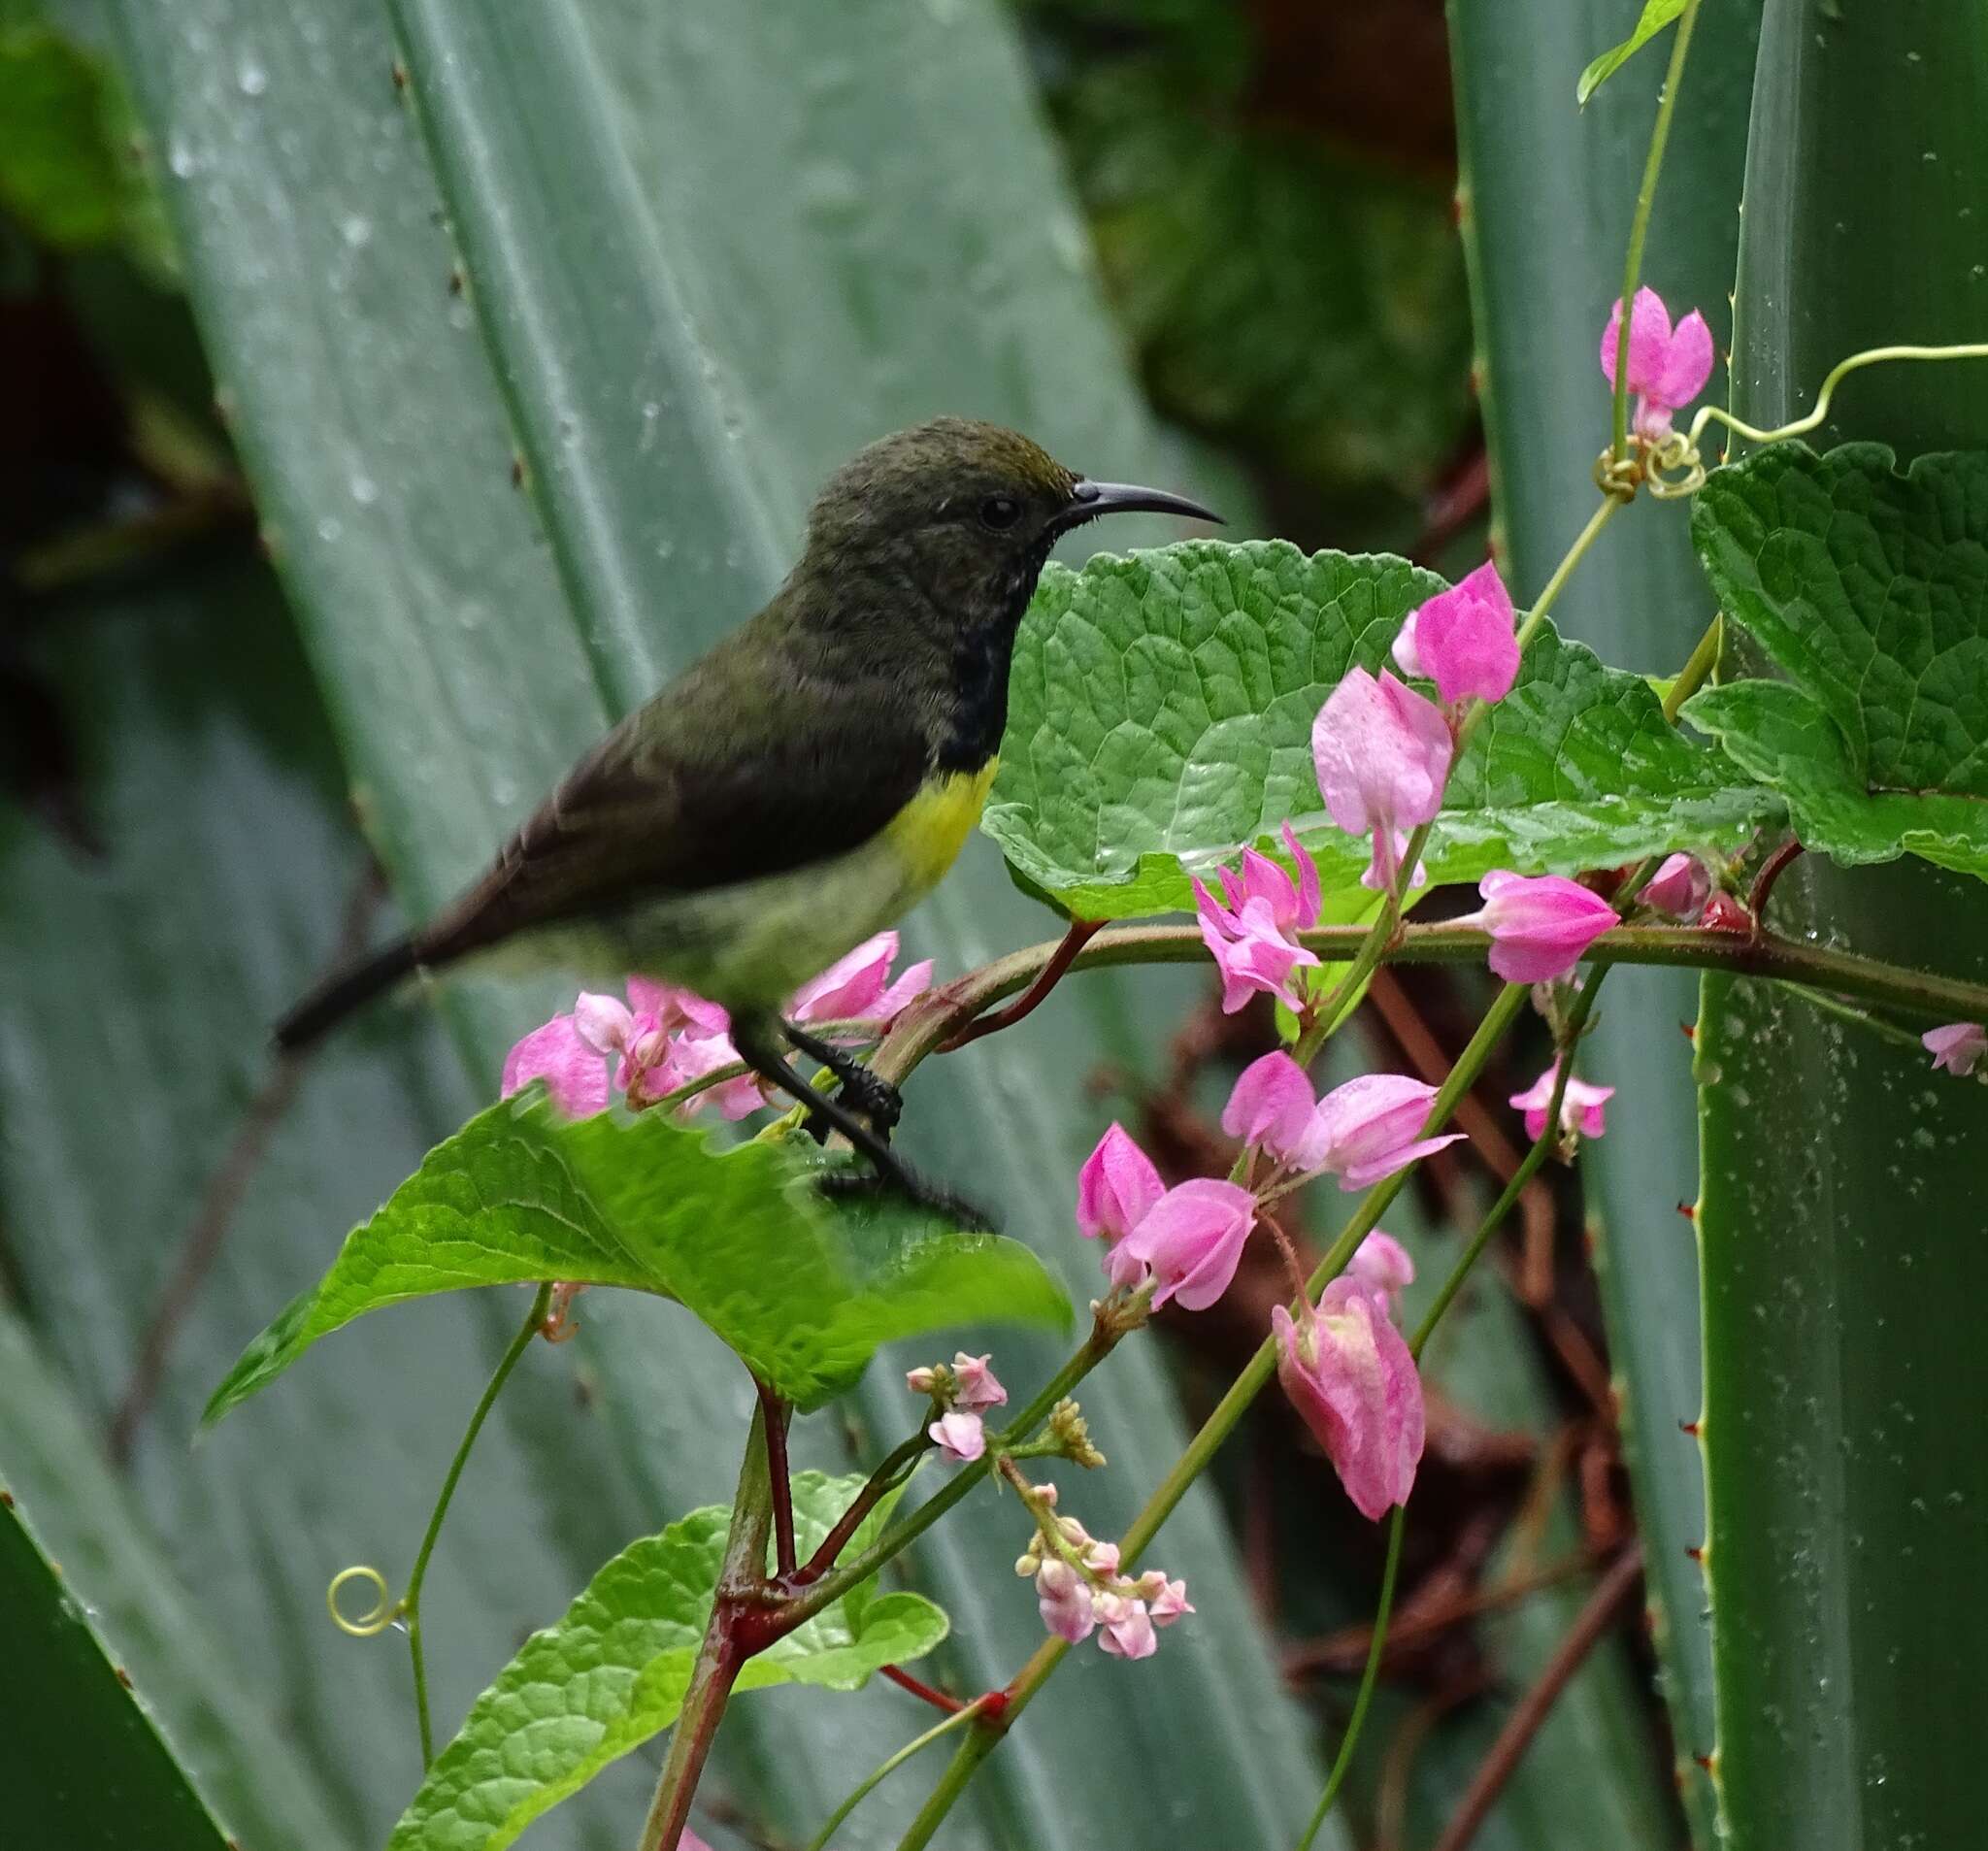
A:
[978, 494, 1023, 531]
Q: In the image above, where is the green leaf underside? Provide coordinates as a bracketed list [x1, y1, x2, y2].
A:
[388, 1472, 944, 1851]
[1576, 0, 1687, 106]
[206, 1093, 1069, 1420]
[984, 539, 1774, 918]
[1692, 443, 1988, 879]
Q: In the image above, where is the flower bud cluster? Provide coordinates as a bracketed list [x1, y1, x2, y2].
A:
[907, 1351, 1008, 1464]
[1011, 1483, 1192, 1659]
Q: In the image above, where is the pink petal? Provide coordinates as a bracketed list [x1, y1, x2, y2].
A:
[1077, 1123, 1165, 1244]
[1390, 609, 1423, 678]
[1924, 1022, 1988, 1077]
[501, 1015, 610, 1118]
[1640, 852, 1710, 920]
[1275, 1282, 1424, 1521]
[1237, 844, 1301, 926]
[1460, 871, 1618, 984]
[951, 1351, 1008, 1410]
[1409, 561, 1521, 706]
[1096, 1594, 1158, 1660]
[1338, 1133, 1466, 1190]
[1656, 308, 1715, 410]
[1221, 1051, 1318, 1164]
[1312, 668, 1453, 853]
[928, 1410, 986, 1463]
[1147, 1578, 1194, 1626]
[1116, 1178, 1257, 1311]
[868, 958, 935, 1026]
[1348, 1231, 1414, 1313]
[1280, 821, 1323, 927]
[1036, 1561, 1096, 1643]
[573, 991, 636, 1056]
[790, 931, 898, 1022]
[1600, 286, 1673, 397]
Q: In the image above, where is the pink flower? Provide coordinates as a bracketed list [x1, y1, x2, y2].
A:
[1274, 1278, 1425, 1521]
[1347, 1231, 1414, 1319]
[949, 1352, 1008, 1410]
[679, 1832, 713, 1851]
[1221, 1056, 1463, 1187]
[1147, 1578, 1194, 1627]
[1095, 1593, 1158, 1661]
[1035, 1560, 1096, 1643]
[1193, 825, 1324, 1013]
[928, 1410, 986, 1463]
[1311, 668, 1453, 895]
[1640, 852, 1711, 920]
[1077, 1124, 1165, 1245]
[1508, 1061, 1614, 1142]
[1306, 1074, 1466, 1190]
[501, 1014, 611, 1117]
[787, 930, 935, 1031]
[1924, 1022, 1987, 1077]
[1451, 870, 1618, 983]
[1601, 287, 1715, 441]
[1391, 562, 1519, 707]
[1107, 1178, 1257, 1311]
[1220, 1050, 1317, 1158]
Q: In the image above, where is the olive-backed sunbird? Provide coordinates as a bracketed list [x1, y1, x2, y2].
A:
[277, 417, 1218, 1200]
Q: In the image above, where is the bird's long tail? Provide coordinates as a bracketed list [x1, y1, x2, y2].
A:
[274, 937, 420, 1051]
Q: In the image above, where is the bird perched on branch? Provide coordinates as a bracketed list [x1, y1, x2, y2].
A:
[278, 417, 1218, 1209]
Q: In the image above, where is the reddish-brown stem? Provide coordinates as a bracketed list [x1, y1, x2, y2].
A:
[1748, 837, 1806, 925]
[940, 917, 1102, 1050]
[1428, 1543, 1644, 1851]
[755, 1379, 796, 1581]
[880, 1663, 965, 1714]
[792, 1432, 933, 1586]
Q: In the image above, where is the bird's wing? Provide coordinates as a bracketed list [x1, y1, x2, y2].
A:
[416, 643, 931, 964]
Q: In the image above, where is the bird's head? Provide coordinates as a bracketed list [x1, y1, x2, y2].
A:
[798, 417, 1220, 638]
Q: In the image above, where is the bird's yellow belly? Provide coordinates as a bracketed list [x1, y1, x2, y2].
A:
[550, 758, 998, 1008]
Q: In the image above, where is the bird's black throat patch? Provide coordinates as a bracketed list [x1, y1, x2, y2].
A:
[937, 617, 1018, 772]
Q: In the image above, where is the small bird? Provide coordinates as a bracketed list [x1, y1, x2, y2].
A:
[279, 417, 1217, 1204]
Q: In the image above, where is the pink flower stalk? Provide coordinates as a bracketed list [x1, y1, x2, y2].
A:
[1274, 1277, 1425, 1521]
[1601, 287, 1715, 441]
[1924, 1022, 1987, 1077]
[1509, 1061, 1615, 1142]
[1220, 1054, 1464, 1188]
[1391, 561, 1520, 707]
[1095, 1592, 1159, 1660]
[928, 1410, 986, 1463]
[1311, 667, 1453, 895]
[949, 1352, 1008, 1410]
[1077, 1123, 1166, 1245]
[1106, 1177, 1258, 1311]
[1640, 851, 1712, 921]
[1347, 1231, 1414, 1319]
[1192, 824, 1324, 1013]
[1035, 1560, 1096, 1643]
[1451, 870, 1618, 983]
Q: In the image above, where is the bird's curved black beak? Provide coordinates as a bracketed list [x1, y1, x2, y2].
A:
[1051, 478, 1223, 538]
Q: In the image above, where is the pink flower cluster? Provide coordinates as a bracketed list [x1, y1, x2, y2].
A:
[1192, 824, 1324, 1014]
[1015, 1485, 1192, 1659]
[499, 931, 931, 1120]
[908, 1351, 1009, 1463]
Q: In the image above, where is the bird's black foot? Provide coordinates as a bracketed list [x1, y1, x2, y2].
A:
[784, 1021, 903, 1135]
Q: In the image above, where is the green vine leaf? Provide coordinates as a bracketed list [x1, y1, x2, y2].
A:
[1690, 442, 1988, 880]
[984, 539, 1774, 918]
[1576, 0, 1687, 107]
[206, 1092, 1069, 1420]
[388, 1472, 945, 1851]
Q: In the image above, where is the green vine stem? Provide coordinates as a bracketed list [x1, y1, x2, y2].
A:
[407, 1283, 551, 1766]
[1610, 0, 1704, 458]
[636, 1405, 776, 1851]
[1293, 1504, 1407, 1851]
[1685, 342, 1988, 455]
[805, 1694, 997, 1851]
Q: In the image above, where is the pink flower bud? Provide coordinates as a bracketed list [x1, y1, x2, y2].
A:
[1508, 1061, 1614, 1142]
[1275, 1278, 1425, 1521]
[501, 1014, 611, 1118]
[1452, 869, 1618, 983]
[1640, 852, 1711, 920]
[928, 1410, 986, 1464]
[1924, 1022, 1987, 1077]
[1084, 1538, 1121, 1576]
[1077, 1123, 1165, 1244]
[1095, 1593, 1158, 1660]
[1312, 668, 1453, 896]
[1347, 1231, 1415, 1319]
[1106, 1177, 1258, 1311]
[950, 1352, 1008, 1410]
[1304, 1074, 1466, 1190]
[1147, 1577, 1194, 1627]
[905, 1366, 940, 1395]
[1601, 287, 1715, 440]
[1035, 1559, 1096, 1643]
[1392, 561, 1519, 707]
